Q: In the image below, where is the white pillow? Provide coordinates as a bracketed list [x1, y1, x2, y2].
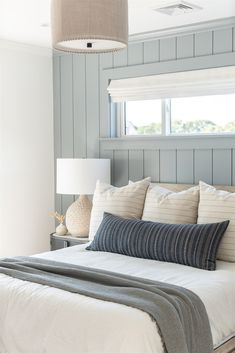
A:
[197, 181, 235, 262]
[89, 178, 151, 240]
[142, 184, 199, 224]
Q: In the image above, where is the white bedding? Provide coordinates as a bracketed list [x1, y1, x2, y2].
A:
[0, 245, 235, 353]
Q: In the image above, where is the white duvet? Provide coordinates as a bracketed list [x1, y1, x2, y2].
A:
[0, 245, 235, 353]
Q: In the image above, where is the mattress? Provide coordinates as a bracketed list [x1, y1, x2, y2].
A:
[0, 244, 235, 353]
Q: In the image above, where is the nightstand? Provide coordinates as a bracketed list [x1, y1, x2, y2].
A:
[50, 233, 90, 251]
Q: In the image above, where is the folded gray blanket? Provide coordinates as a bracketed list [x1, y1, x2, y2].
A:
[0, 257, 213, 353]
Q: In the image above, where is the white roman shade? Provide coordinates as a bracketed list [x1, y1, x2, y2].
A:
[108, 66, 235, 102]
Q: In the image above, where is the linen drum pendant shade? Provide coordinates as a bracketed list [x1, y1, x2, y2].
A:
[51, 0, 129, 53]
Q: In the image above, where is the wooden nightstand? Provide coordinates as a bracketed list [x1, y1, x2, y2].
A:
[50, 233, 90, 251]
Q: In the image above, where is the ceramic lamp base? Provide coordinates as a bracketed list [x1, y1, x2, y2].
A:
[66, 195, 92, 236]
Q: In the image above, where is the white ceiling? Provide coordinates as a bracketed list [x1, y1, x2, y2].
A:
[0, 0, 234, 48]
[129, 0, 235, 34]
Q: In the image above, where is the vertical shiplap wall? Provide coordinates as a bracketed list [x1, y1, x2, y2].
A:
[99, 139, 235, 187]
[53, 26, 235, 213]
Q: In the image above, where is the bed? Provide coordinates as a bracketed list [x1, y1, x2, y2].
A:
[0, 183, 235, 353]
[0, 244, 234, 353]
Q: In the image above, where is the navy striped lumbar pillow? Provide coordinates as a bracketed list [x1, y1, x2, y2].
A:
[87, 213, 229, 270]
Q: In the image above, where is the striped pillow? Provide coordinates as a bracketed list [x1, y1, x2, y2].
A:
[87, 213, 229, 270]
[89, 178, 151, 240]
[198, 181, 235, 262]
[142, 185, 199, 224]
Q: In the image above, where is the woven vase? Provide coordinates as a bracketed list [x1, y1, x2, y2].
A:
[66, 195, 92, 237]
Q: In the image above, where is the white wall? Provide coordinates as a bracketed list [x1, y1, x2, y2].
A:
[0, 41, 54, 257]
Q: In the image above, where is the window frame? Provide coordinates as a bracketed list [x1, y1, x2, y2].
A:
[117, 96, 235, 138]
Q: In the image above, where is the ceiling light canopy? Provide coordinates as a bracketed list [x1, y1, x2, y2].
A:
[51, 0, 129, 54]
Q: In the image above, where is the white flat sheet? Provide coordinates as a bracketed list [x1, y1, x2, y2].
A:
[0, 245, 235, 353]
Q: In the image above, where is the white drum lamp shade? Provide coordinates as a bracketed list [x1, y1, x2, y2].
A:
[51, 0, 128, 53]
[57, 158, 110, 195]
[56, 159, 110, 237]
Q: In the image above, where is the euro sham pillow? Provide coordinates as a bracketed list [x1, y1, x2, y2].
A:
[89, 178, 151, 240]
[87, 212, 229, 270]
[142, 185, 199, 224]
[198, 181, 235, 262]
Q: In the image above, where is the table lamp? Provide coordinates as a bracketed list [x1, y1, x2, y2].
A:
[57, 158, 110, 237]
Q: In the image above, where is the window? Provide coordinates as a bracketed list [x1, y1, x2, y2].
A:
[122, 94, 235, 136]
[125, 100, 162, 135]
[171, 95, 235, 134]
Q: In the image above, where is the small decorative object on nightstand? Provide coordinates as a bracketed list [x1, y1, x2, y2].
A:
[56, 158, 110, 237]
[51, 212, 68, 236]
[50, 233, 89, 251]
[56, 223, 67, 236]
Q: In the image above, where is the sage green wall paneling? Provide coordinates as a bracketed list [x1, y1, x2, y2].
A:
[60, 55, 74, 213]
[160, 37, 177, 61]
[233, 149, 235, 185]
[176, 150, 194, 184]
[194, 31, 213, 57]
[100, 136, 235, 186]
[159, 150, 177, 183]
[113, 150, 129, 187]
[100, 149, 114, 184]
[213, 28, 233, 54]
[99, 76, 110, 138]
[73, 55, 87, 158]
[99, 54, 113, 138]
[194, 149, 213, 184]
[54, 25, 235, 191]
[53, 56, 62, 213]
[144, 40, 160, 64]
[176, 35, 194, 59]
[143, 150, 160, 182]
[212, 149, 232, 185]
[104, 52, 235, 85]
[128, 150, 144, 181]
[233, 27, 235, 51]
[86, 55, 100, 158]
[60, 55, 74, 158]
[113, 48, 128, 68]
[100, 53, 113, 70]
[128, 43, 144, 66]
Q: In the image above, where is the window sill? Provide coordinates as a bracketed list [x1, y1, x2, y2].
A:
[100, 133, 235, 142]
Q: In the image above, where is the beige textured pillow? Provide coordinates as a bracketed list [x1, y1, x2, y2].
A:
[142, 185, 199, 224]
[89, 178, 151, 240]
[198, 181, 235, 262]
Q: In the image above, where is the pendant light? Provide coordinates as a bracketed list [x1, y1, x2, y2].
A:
[51, 0, 128, 54]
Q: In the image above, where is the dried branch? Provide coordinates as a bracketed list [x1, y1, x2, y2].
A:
[51, 211, 65, 224]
